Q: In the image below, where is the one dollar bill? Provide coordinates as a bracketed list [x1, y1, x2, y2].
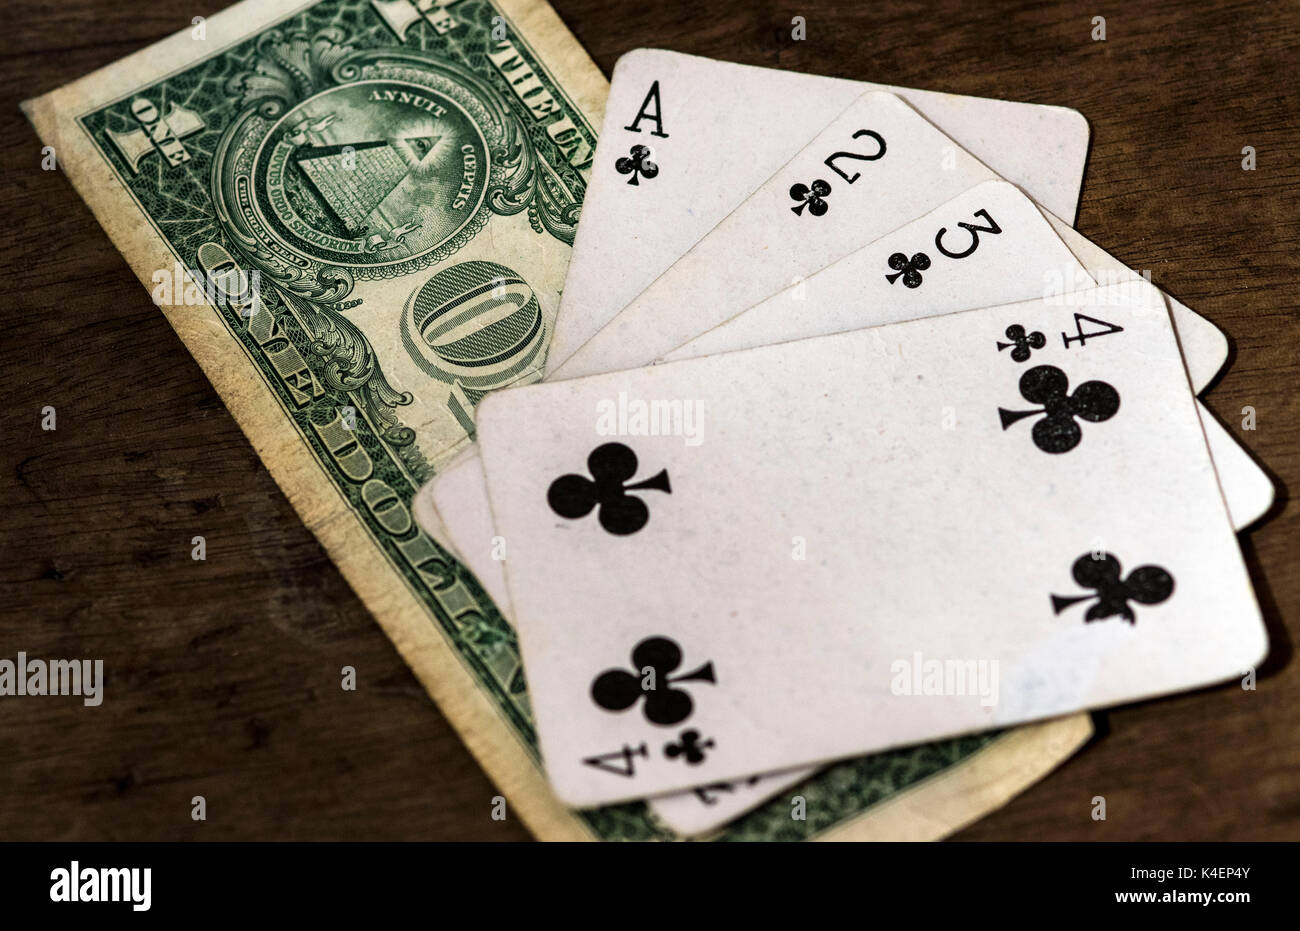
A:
[24, 0, 1090, 840]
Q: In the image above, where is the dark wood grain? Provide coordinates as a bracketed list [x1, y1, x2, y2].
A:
[1, 0, 1296, 841]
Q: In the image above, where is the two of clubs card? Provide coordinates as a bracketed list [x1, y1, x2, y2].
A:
[414, 50, 1273, 836]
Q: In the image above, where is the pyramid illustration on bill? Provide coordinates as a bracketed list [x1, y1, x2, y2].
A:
[294, 136, 440, 236]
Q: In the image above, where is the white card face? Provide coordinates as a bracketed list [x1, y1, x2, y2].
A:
[646, 423, 1269, 837]
[421, 187, 1268, 629]
[435, 453, 515, 611]
[420, 176, 1271, 830]
[428, 338, 1269, 836]
[664, 180, 1083, 362]
[431, 178, 1089, 621]
[476, 289, 1265, 807]
[422, 232, 1270, 832]
[423, 393, 1273, 617]
[1196, 413, 1276, 529]
[1041, 215, 1231, 391]
[427, 348, 1269, 836]
[444, 254, 1270, 831]
[549, 50, 1091, 371]
[551, 90, 1000, 380]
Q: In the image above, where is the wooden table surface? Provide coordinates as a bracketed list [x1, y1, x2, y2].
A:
[2, 0, 1296, 841]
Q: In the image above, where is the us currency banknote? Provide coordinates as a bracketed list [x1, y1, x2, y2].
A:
[24, 0, 1090, 840]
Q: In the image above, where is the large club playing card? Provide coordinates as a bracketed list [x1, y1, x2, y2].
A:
[424, 184, 1273, 832]
[474, 286, 1266, 807]
[548, 49, 1091, 372]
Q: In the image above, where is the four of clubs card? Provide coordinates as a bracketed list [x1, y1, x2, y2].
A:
[476, 291, 1264, 806]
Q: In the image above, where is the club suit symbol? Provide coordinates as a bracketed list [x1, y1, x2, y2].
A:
[885, 251, 931, 288]
[997, 323, 1046, 362]
[615, 144, 658, 185]
[998, 364, 1120, 453]
[547, 442, 671, 535]
[789, 179, 831, 216]
[591, 636, 716, 726]
[664, 729, 715, 765]
[1052, 553, 1174, 623]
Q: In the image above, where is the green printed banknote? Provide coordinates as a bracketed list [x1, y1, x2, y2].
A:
[25, 0, 1090, 840]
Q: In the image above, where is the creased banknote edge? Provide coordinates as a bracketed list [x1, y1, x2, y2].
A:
[21, 0, 611, 843]
[813, 713, 1094, 842]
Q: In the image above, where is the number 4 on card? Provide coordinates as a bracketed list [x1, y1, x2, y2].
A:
[1062, 312, 1124, 348]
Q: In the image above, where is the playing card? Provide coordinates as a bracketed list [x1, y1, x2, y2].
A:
[424, 187, 1272, 629]
[548, 50, 1091, 371]
[552, 89, 1004, 379]
[649, 766, 812, 836]
[427, 445, 1262, 839]
[475, 285, 1266, 806]
[424, 393, 1268, 840]
[437, 267, 1270, 833]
